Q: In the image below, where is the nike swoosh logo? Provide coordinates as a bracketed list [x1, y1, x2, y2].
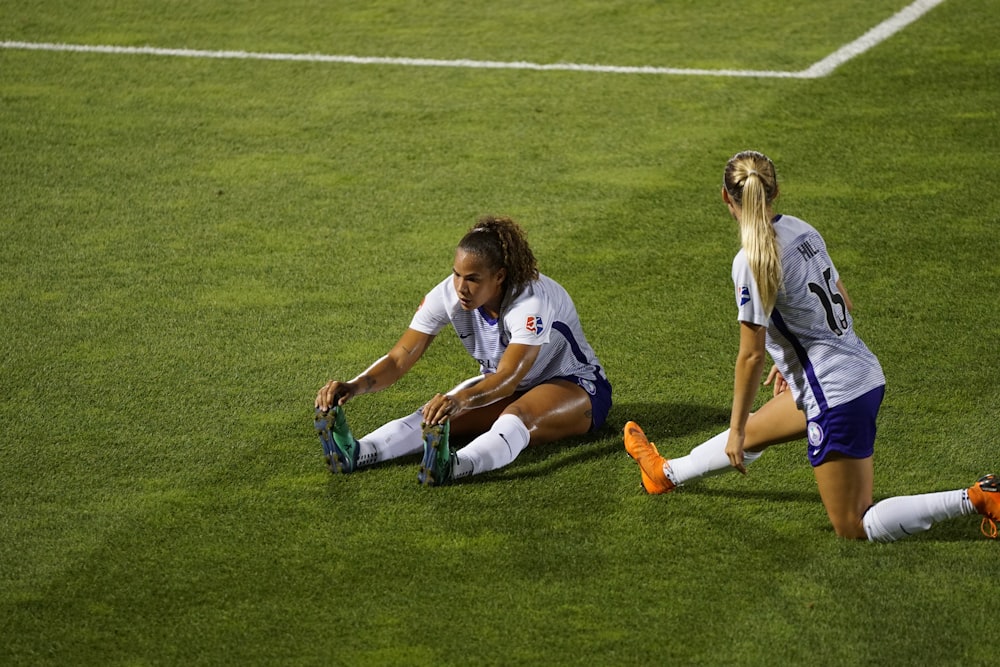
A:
[459, 333, 472, 339]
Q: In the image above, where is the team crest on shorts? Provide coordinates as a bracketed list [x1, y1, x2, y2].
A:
[577, 378, 596, 395]
[807, 421, 824, 447]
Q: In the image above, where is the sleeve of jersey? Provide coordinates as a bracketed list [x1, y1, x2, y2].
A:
[505, 291, 551, 346]
[408, 281, 451, 335]
[731, 253, 769, 326]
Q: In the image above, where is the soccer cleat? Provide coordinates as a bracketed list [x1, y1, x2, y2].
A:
[417, 421, 454, 486]
[967, 474, 999, 539]
[623, 421, 675, 495]
[314, 405, 360, 473]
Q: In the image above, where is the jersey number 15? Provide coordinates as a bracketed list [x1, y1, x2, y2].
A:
[808, 267, 849, 336]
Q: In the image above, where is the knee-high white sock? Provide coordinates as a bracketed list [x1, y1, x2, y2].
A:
[665, 429, 762, 486]
[357, 410, 424, 467]
[862, 490, 974, 543]
[453, 413, 530, 479]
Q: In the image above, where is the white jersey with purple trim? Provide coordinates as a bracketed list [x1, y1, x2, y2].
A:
[409, 273, 607, 392]
[732, 214, 885, 419]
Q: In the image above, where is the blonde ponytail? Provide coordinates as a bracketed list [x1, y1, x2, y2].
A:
[724, 152, 781, 312]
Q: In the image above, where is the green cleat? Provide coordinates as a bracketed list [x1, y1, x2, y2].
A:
[418, 421, 454, 486]
[314, 405, 360, 473]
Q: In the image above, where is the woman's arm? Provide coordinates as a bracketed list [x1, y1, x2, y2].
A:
[726, 321, 767, 473]
[422, 343, 540, 425]
[836, 278, 854, 313]
[315, 328, 435, 410]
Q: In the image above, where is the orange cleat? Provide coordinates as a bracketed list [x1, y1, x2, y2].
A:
[968, 474, 999, 539]
[623, 421, 675, 495]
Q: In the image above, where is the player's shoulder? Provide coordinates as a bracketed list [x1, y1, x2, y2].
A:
[731, 247, 750, 272]
[513, 273, 560, 298]
[776, 214, 827, 248]
[775, 213, 815, 234]
[533, 272, 559, 289]
[533, 273, 579, 308]
[504, 274, 561, 319]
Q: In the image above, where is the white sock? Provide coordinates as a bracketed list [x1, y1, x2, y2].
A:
[357, 411, 424, 467]
[665, 429, 763, 486]
[862, 489, 974, 543]
[453, 413, 531, 479]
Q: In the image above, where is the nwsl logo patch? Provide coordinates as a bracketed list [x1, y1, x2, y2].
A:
[526, 315, 544, 336]
[739, 285, 751, 306]
[807, 421, 824, 447]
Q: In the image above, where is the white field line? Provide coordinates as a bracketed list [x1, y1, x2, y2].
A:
[1, 0, 946, 79]
[800, 0, 947, 78]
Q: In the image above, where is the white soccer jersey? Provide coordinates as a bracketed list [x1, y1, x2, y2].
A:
[732, 214, 885, 419]
[409, 273, 607, 391]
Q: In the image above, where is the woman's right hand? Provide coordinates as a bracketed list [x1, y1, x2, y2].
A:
[315, 380, 354, 411]
[725, 429, 747, 475]
[764, 365, 788, 398]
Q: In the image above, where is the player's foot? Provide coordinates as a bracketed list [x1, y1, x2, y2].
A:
[314, 405, 360, 473]
[623, 421, 675, 495]
[968, 474, 999, 539]
[418, 421, 454, 486]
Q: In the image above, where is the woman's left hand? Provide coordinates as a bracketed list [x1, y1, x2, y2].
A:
[422, 392, 466, 425]
[764, 365, 788, 398]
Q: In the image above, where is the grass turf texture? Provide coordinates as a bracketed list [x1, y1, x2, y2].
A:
[2, 1, 998, 665]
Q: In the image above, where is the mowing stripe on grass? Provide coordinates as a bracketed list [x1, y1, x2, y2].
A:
[0, 0, 946, 78]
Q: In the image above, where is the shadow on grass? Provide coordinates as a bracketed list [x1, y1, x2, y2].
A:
[671, 487, 993, 543]
[480, 401, 731, 483]
[679, 485, 820, 504]
[607, 401, 731, 439]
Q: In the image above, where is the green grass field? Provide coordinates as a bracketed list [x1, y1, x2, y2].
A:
[2, 1, 998, 665]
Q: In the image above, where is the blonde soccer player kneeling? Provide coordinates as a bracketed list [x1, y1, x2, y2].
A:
[624, 150, 998, 541]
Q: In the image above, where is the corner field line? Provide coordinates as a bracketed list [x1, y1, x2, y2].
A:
[800, 0, 947, 78]
[0, 0, 946, 79]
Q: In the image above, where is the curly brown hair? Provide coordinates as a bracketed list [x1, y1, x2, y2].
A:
[457, 215, 539, 292]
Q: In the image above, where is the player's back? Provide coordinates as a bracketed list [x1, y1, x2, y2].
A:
[768, 215, 884, 415]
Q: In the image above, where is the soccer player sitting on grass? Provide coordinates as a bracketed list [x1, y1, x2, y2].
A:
[315, 215, 611, 486]
[624, 150, 998, 541]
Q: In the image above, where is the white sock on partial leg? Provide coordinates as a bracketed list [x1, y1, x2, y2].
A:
[665, 429, 762, 486]
[862, 490, 974, 543]
[453, 413, 531, 479]
[356, 411, 424, 467]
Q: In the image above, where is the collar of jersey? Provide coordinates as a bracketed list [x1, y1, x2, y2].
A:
[477, 306, 499, 326]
